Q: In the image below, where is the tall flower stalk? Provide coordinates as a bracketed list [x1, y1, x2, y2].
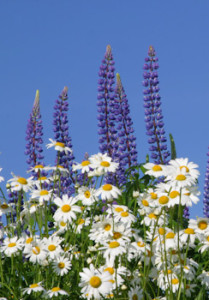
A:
[203, 147, 209, 217]
[142, 46, 170, 164]
[97, 45, 117, 158]
[25, 90, 44, 175]
[53, 86, 75, 196]
[113, 73, 138, 185]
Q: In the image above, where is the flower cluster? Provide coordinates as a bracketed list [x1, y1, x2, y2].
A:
[0, 143, 208, 299]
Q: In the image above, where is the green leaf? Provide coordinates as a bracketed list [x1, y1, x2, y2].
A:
[169, 133, 177, 159]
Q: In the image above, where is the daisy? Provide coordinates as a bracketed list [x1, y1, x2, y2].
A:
[198, 233, 209, 253]
[189, 218, 209, 234]
[103, 262, 127, 289]
[43, 235, 64, 260]
[197, 270, 209, 287]
[28, 164, 50, 174]
[22, 282, 45, 295]
[8, 174, 33, 192]
[45, 287, 68, 298]
[24, 240, 47, 264]
[143, 162, 166, 177]
[128, 286, 143, 300]
[0, 168, 4, 182]
[52, 256, 72, 276]
[74, 217, 90, 234]
[76, 186, 98, 206]
[46, 138, 72, 154]
[72, 160, 92, 173]
[0, 203, 11, 216]
[31, 188, 53, 204]
[53, 194, 81, 223]
[79, 264, 113, 300]
[165, 167, 195, 188]
[96, 184, 121, 201]
[90, 153, 119, 174]
[179, 227, 196, 247]
[89, 217, 114, 243]
[1, 236, 23, 257]
[99, 240, 127, 264]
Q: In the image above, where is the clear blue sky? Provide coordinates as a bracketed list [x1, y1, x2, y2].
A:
[0, 0, 208, 218]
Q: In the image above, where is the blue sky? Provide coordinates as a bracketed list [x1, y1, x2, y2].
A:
[0, 0, 208, 218]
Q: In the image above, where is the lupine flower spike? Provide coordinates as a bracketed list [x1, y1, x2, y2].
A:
[113, 73, 138, 185]
[143, 46, 170, 164]
[52, 86, 75, 196]
[25, 90, 44, 177]
[203, 146, 209, 217]
[97, 45, 118, 158]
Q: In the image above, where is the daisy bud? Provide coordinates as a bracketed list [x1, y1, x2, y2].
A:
[133, 191, 140, 198]
[87, 258, 92, 264]
[121, 285, 127, 290]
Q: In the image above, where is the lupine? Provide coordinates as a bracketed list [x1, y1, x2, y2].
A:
[25, 90, 44, 176]
[203, 147, 209, 217]
[53, 86, 75, 195]
[97, 45, 118, 158]
[142, 46, 170, 164]
[113, 73, 138, 185]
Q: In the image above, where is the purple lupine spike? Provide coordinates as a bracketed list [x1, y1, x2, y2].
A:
[53, 86, 75, 196]
[203, 147, 209, 217]
[25, 90, 44, 176]
[183, 206, 190, 219]
[113, 73, 138, 185]
[143, 46, 170, 164]
[97, 45, 118, 158]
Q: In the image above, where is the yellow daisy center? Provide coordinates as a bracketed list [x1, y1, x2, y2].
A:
[61, 204, 71, 212]
[17, 177, 28, 185]
[184, 228, 195, 234]
[180, 165, 189, 172]
[58, 262, 65, 269]
[113, 232, 122, 239]
[30, 283, 39, 289]
[166, 232, 175, 239]
[51, 287, 61, 292]
[148, 213, 157, 219]
[26, 237, 33, 244]
[172, 278, 179, 285]
[152, 165, 162, 172]
[207, 236, 209, 242]
[150, 192, 157, 199]
[48, 244, 56, 251]
[137, 241, 145, 247]
[169, 191, 180, 198]
[77, 219, 85, 225]
[32, 246, 40, 255]
[1, 204, 9, 209]
[60, 221, 66, 227]
[104, 223, 111, 231]
[142, 199, 149, 206]
[158, 227, 166, 235]
[109, 241, 120, 248]
[81, 160, 90, 166]
[159, 196, 169, 205]
[176, 174, 186, 181]
[100, 161, 110, 167]
[102, 184, 112, 191]
[132, 295, 138, 300]
[38, 176, 47, 181]
[89, 276, 102, 288]
[167, 269, 172, 274]
[8, 242, 16, 248]
[121, 211, 129, 217]
[55, 142, 65, 148]
[84, 190, 91, 198]
[40, 190, 49, 196]
[34, 164, 44, 169]
[104, 267, 114, 275]
[115, 207, 124, 212]
[198, 221, 208, 230]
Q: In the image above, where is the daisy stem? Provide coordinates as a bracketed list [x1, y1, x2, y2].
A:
[44, 202, 49, 236]
[0, 282, 18, 300]
[0, 252, 4, 283]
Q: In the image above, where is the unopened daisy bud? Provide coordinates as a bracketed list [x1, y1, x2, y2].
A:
[139, 209, 146, 216]
[154, 208, 161, 215]
[133, 191, 140, 198]
[94, 216, 100, 222]
[95, 243, 100, 249]
[121, 285, 127, 290]
[6, 183, 11, 189]
[138, 261, 142, 267]
[87, 258, 92, 264]
[88, 246, 96, 252]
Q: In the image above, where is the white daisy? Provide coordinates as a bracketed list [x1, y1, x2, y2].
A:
[53, 195, 81, 223]
[31, 188, 53, 204]
[46, 138, 72, 154]
[76, 186, 98, 206]
[45, 287, 68, 298]
[72, 160, 92, 173]
[79, 264, 113, 300]
[144, 162, 166, 177]
[43, 235, 64, 260]
[96, 184, 121, 201]
[24, 240, 47, 264]
[90, 153, 119, 174]
[8, 174, 33, 192]
[22, 282, 45, 295]
[1, 236, 23, 257]
[52, 256, 72, 276]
